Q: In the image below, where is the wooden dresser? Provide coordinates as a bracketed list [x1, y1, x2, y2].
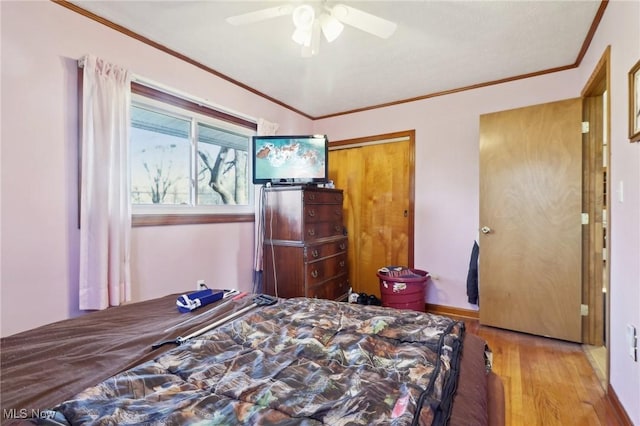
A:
[262, 186, 349, 301]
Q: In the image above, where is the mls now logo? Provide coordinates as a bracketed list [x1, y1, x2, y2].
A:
[3, 409, 56, 420]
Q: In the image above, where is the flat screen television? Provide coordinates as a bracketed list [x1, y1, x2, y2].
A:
[252, 134, 329, 185]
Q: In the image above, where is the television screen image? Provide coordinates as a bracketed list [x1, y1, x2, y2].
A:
[252, 135, 328, 184]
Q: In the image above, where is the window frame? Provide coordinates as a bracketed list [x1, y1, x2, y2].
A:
[130, 83, 257, 227]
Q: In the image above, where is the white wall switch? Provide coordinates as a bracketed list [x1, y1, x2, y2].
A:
[626, 324, 637, 361]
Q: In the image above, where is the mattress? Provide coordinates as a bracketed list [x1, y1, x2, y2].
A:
[0, 294, 503, 425]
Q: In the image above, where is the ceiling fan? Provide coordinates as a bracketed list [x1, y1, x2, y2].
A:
[226, 2, 397, 57]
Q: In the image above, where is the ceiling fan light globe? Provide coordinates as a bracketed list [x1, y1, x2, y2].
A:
[319, 13, 344, 43]
[292, 28, 312, 46]
[292, 4, 315, 30]
[331, 4, 349, 21]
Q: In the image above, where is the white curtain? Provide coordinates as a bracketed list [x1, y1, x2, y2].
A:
[253, 118, 279, 292]
[257, 118, 279, 136]
[79, 55, 132, 310]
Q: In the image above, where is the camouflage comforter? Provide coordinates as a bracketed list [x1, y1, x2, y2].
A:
[48, 298, 465, 425]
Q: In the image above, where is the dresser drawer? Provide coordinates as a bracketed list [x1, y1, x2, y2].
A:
[307, 274, 349, 300]
[305, 253, 348, 285]
[304, 221, 344, 241]
[303, 190, 343, 205]
[305, 238, 347, 261]
[263, 186, 348, 302]
[304, 204, 343, 223]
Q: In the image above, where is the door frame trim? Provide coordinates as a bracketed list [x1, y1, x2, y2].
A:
[581, 45, 611, 380]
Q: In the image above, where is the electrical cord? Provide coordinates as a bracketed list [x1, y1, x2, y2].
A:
[267, 187, 278, 298]
[253, 185, 266, 294]
[253, 184, 278, 297]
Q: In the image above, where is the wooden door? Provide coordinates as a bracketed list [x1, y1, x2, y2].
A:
[328, 147, 364, 292]
[479, 98, 583, 342]
[329, 133, 413, 297]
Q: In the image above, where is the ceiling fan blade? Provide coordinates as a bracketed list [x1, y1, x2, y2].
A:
[226, 4, 293, 26]
[331, 4, 397, 39]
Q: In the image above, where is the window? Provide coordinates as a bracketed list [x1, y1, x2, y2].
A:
[130, 83, 257, 225]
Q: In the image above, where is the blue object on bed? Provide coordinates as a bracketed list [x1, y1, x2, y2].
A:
[176, 289, 223, 312]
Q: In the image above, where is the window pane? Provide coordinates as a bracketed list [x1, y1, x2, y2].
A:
[196, 123, 249, 206]
[131, 106, 191, 205]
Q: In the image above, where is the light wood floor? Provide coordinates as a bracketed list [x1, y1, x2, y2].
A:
[583, 344, 608, 389]
[463, 319, 622, 426]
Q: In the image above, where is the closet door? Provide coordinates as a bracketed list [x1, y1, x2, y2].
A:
[479, 98, 582, 342]
[329, 134, 413, 297]
[328, 147, 364, 293]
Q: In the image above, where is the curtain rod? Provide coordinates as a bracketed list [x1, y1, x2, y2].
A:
[77, 57, 257, 124]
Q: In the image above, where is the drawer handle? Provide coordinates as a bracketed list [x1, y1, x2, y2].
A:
[339, 243, 346, 250]
[311, 270, 319, 278]
[311, 249, 319, 258]
[339, 261, 345, 268]
[334, 209, 341, 216]
[308, 228, 316, 237]
[308, 209, 316, 217]
[308, 193, 316, 200]
[335, 225, 342, 232]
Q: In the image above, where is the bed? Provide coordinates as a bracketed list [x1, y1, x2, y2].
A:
[1, 294, 504, 425]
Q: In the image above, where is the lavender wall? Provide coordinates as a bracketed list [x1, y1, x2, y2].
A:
[0, 1, 311, 337]
[578, 2, 640, 422]
[1, 0, 638, 421]
[314, 71, 581, 309]
[314, 2, 640, 421]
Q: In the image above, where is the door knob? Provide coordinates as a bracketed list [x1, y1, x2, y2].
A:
[481, 226, 492, 234]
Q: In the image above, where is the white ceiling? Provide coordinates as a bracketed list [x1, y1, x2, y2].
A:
[69, 1, 603, 119]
